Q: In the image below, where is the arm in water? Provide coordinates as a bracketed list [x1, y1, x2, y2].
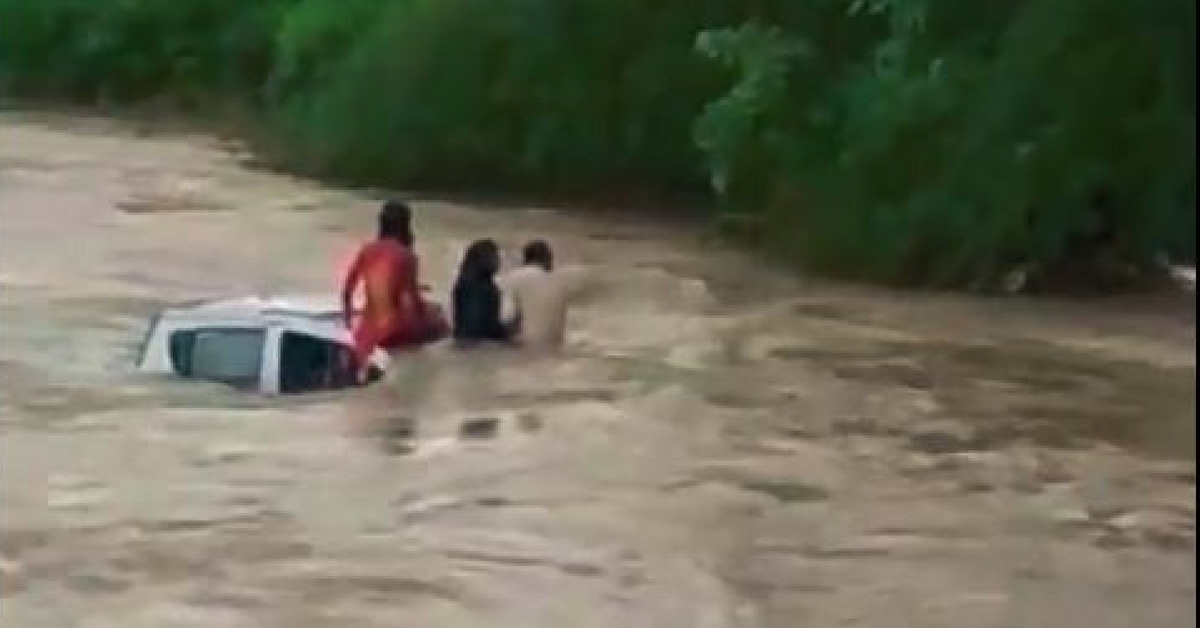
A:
[497, 272, 521, 336]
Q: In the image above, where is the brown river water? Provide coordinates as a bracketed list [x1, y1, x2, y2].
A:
[0, 112, 1195, 627]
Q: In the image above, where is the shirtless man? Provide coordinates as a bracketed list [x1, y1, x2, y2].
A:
[500, 240, 571, 348]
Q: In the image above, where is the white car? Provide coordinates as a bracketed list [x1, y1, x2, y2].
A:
[136, 295, 390, 394]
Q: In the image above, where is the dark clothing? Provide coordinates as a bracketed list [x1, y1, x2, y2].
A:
[452, 276, 510, 344]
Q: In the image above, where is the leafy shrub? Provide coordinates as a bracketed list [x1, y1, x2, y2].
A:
[695, 0, 1196, 287]
[0, 0, 288, 104]
[1, 0, 1192, 288]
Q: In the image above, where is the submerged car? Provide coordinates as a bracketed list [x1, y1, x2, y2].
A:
[136, 295, 389, 394]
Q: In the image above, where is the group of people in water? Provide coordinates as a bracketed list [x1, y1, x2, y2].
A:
[340, 200, 569, 380]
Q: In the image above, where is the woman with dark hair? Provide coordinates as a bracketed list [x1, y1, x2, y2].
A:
[451, 239, 513, 346]
[341, 201, 447, 380]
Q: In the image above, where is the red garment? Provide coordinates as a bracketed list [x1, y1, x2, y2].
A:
[342, 239, 422, 370]
[353, 303, 447, 358]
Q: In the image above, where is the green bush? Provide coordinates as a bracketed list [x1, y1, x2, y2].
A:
[1, 0, 1192, 288]
[696, 0, 1196, 286]
[266, 0, 388, 104]
[0, 0, 288, 104]
[266, 0, 741, 195]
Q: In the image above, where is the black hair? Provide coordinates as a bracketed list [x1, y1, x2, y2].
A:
[378, 200, 414, 246]
[459, 239, 500, 281]
[522, 240, 553, 271]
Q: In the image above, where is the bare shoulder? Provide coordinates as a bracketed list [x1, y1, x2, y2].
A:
[498, 266, 531, 289]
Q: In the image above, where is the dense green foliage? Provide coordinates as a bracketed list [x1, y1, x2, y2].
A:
[1, 0, 1193, 289]
[695, 0, 1196, 286]
[0, 0, 281, 105]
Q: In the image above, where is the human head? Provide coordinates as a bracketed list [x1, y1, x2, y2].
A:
[460, 239, 500, 280]
[377, 200, 414, 246]
[522, 240, 553, 271]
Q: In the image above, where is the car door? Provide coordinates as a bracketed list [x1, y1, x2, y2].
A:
[275, 330, 365, 394]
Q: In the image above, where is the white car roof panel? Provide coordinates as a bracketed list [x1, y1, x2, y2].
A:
[167, 293, 344, 318]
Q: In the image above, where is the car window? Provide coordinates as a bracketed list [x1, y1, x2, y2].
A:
[169, 328, 265, 389]
[279, 331, 358, 394]
[168, 328, 196, 375]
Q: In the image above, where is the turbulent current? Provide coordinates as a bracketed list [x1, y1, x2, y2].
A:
[0, 112, 1194, 627]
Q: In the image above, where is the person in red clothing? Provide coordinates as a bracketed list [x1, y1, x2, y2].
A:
[341, 201, 447, 381]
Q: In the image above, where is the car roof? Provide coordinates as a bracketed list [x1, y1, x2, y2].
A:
[158, 294, 350, 341]
[167, 294, 343, 318]
[151, 294, 391, 370]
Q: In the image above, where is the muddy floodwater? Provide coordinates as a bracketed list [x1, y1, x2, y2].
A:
[1, 112, 1195, 627]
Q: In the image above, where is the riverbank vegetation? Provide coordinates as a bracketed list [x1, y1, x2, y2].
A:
[2, 0, 1193, 290]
